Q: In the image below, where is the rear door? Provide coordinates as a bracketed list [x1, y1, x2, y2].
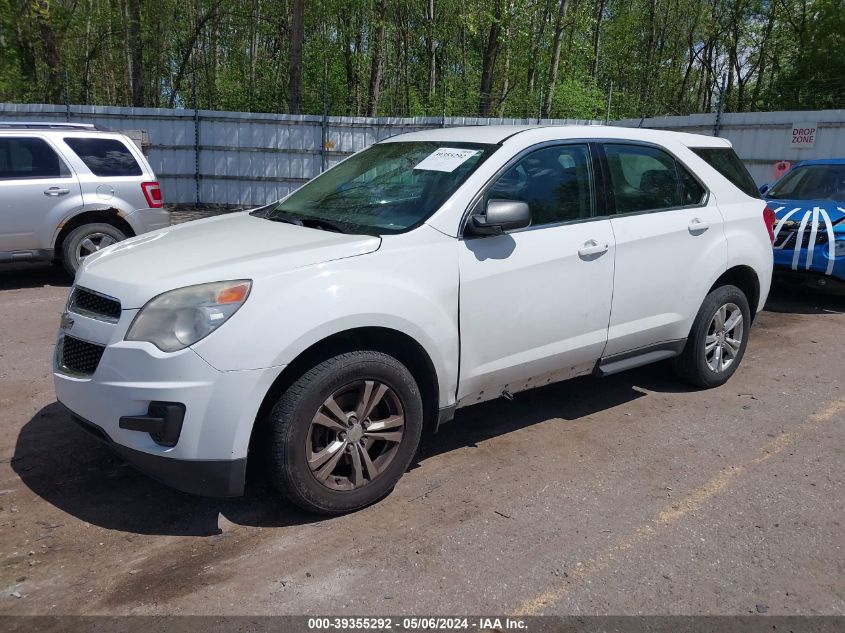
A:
[601, 142, 726, 356]
[0, 135, 81, 252]
[457, 142, 615, 405]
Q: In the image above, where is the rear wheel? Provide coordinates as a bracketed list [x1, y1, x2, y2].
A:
[265, 351, 424, 514]
[61, 223, 127, 276]
[673, 284, 751, 388]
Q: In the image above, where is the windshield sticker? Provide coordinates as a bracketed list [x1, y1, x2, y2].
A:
[413, 148, 480, 172]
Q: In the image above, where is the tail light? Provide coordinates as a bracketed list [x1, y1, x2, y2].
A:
[763, 205, 776, 243]
[141, 181, 163, 208]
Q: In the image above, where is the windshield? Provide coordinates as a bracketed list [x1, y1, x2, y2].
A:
[255, 141, 496, 234]
[767, 164, 845, 200]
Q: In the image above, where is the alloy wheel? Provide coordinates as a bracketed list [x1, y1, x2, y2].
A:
[306, 380, 405, 491]
[75, 232, 117, 263]
[704, 302, 744, 373]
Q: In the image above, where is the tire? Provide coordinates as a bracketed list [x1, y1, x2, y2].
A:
[61, 223, 127, 276]
[265, 351, 424, 514]
[673, 284, 751, 389]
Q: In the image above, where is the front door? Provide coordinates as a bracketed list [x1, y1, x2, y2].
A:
[457, 142, 615, 405]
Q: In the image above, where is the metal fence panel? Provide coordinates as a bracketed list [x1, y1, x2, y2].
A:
[3, 103, 843, 205]
[616, 109, 845, 184]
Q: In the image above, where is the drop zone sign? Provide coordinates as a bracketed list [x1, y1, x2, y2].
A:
[790, 123, 817, 148]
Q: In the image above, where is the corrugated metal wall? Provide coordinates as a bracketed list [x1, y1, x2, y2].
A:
[0, 103, 592, 206]
[616, 110, 845, 184]
[2, 103, 843, 205]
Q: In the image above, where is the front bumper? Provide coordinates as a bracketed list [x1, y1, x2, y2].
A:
[70, 411, 246, 496]
[53, 306, 282, 496]
[773, 239, 844, 281]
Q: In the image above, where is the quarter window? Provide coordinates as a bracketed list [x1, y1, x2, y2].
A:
[691, 147, 759, 198]
[485, 144, 594, 226]
[0, 137, 71, 180]
[63, 137, 142, 177]
[604, 143, 705, 214]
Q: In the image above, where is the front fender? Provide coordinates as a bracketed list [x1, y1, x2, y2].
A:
[191, 228, 461, 407]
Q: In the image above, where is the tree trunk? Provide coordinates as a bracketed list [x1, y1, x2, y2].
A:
[425, 0, 436, 111]
[525, 3, 549, 116]
[542, 0, 569, 118]
[638, 0, 657, 108]
[478, 0, 503, 116]
[366, 0, 387, 116]
[590, 0, 607, 79]
[497, 24, 511, 117]
[15, 1, 38, 90]
[33, 0, 61, 102]
[127, 0, 144, 106]
[167, 7, 218, 109]
[287, 0, 304, 114]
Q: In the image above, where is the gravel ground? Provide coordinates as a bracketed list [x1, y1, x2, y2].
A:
[0, 259, 842, 616]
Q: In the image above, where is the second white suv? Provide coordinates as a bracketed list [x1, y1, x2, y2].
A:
[53, 125, 773, 514]
[0, 122, 170, 274]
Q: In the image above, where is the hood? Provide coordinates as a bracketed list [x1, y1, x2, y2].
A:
[78, 212, 381, 308]
[766, 198, 845, 229]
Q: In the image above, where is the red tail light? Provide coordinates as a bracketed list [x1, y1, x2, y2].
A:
[763, 205, 776, 243]
[141, 181, 163, 208]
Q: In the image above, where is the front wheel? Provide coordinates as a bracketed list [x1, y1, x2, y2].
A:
[265, 351, 424, 514]
[673, 284, 751, 388]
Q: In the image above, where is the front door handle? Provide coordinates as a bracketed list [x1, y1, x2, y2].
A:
[578, 239, 609, 259]
[688, 217, 710, 234]
[44, 187, 70, 196]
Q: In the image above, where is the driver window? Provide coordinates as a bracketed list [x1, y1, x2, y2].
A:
[485, 144, 594, 226]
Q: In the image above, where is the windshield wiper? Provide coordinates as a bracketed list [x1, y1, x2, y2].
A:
[265, 211, 349, 234]
[299, 217, 349, 234]
[265, 211, 305, 226]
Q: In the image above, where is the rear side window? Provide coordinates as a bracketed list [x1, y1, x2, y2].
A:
[691, 147, 759, 198]
[0, 137, 71, 179]
[604, 143, 706, 214]
[64, 137, 142, 177]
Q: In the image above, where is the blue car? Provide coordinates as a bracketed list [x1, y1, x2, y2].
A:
[762, 159, 845, 291]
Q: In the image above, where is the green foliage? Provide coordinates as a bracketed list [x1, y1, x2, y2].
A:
[0, 0, 841, 116]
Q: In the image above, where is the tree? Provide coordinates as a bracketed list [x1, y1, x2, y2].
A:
[0, 0, 841, 117]
[287, 0, 304, 114]
[542, 0, 570, 118]
[366, 0, 387, 116]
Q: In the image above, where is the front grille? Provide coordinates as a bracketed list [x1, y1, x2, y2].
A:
[775, 230, 829, 250]
[70, 287, 121, 321]
[59, 335, 105, 375]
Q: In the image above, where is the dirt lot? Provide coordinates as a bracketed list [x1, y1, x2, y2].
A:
[0, 262, 843, 616]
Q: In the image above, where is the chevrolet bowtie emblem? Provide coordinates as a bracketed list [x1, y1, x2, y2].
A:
[60, 312, 74, 332]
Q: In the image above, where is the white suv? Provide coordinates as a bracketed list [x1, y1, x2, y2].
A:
[53, 125, 773, 514]
[0, 122, 169, 274]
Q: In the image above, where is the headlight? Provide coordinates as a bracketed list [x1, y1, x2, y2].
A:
[126, 280, 251, 352]
[835, 240, 845, 258]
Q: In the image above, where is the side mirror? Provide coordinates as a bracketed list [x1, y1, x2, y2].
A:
[466, 199, 531, 236]
[758, 183, 770, 195]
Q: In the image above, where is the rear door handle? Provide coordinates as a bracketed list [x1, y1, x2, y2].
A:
[578, 239, 609, 259]
[44, 187, 70, 196]
[688, 217, 710, 234]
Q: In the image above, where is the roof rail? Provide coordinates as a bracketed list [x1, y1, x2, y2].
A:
[0, 122, 103, 131]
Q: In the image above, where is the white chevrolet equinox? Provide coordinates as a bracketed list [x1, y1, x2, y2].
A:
[54, 126, 774, 513]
